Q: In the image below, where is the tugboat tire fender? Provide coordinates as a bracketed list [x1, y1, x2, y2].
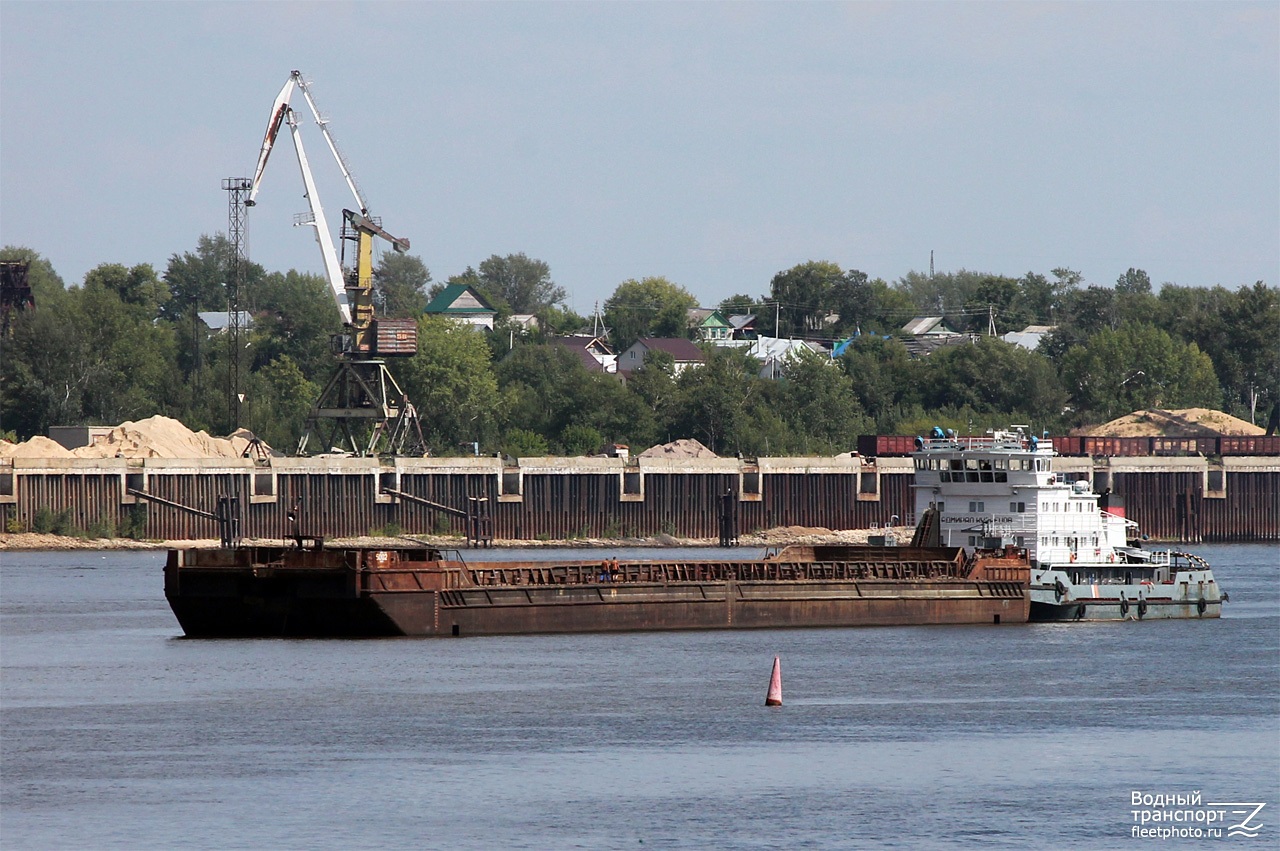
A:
[1137, 599, 1147, 619]
[1119, 598, 1129, 618]
[1197, 597, 1207, 616]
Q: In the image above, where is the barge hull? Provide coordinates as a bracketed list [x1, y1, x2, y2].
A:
[165, 545, 1030, 638]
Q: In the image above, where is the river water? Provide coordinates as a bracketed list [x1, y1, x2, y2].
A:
[2, 543, 1277, 849]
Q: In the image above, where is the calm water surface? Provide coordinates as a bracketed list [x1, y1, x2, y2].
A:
[2, 543, 1277, 849]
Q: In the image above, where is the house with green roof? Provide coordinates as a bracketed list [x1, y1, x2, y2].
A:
[424, 284, 498, 330]
[687, 308, 733, 342]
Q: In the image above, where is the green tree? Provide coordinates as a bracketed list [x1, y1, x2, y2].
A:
[1113, 267, 1159, 328]
[162, 234, 266, 320]
[83, 262, 169, 316]
[0, 246, 66, 306]
[603, 276, 697, 351]
[1041, 285, 1117, 360]
[373, 253, 432, 318]
[768, 260, 843, 337]
[243, 355, 319, 451]
[1060, 324, 1221, 423]
[1156, 282, 1278, 421]
[249, 270, 343, 380]
[1, 266, 183, 436]
[560, 424, 605, 455]
[778, 349, 872, 454]
[496, 343, 587, 442]
[502, 428, 549, 458]
[921, 337, 1067, 427]
[829, 273, 914, 336]
[625, 349, 680, 437]
[399, 316, 502, 453]
[962, 275, 1028, 335]
[838, 335, 922, 432]
[718, 293, 757, 318]
[478, 253, 564, 314]
[667, 347, 760, 454]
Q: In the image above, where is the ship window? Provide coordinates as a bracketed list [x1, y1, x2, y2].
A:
[966, 459, 979, 470]
[950, 459, 963, 471]
[980, 471, 994, 482]
[968, 535, 977, 546]
[995, 472, 1007, 482]
[936, 502, 945, 512]
[966, 472, 979, 482]
[1010, 502, 1025, 513]
[969, 501, 985, 512]
[940, 471, 950, 482]
[979, 460, 992, 471]
[995, 459, 1007, 470]
[1016, 536, 1025, 547]
[1042, 502, 1049, 512]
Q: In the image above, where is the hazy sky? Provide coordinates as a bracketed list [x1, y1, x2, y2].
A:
[2, 1, 1276, 316]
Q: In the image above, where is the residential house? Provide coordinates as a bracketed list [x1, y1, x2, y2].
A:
[617, 337, 706, 376]
[508, 314, 540, 332]
[747, 336, 829, 380]
[901, 316, 962, 336]
[727, 314, 758, 340]
[548, 335, 617, 374]
[424, 284, 498, 330]
[900, 315, 972, 357]
[687, 308, 733, 342]
[1001, 324, 1056, 351]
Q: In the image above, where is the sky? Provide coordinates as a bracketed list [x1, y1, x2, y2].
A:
[2, 1, 1276, 317]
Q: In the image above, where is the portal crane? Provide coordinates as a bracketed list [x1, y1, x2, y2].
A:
[244, 70, 423, 456]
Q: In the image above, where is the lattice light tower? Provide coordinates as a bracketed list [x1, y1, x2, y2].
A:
[223, 177, 252, 431]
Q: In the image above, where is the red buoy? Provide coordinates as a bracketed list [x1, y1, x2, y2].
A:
[765, 656, 782, 706]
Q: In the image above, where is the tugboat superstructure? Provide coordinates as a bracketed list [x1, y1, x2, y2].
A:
[911, 427, 1222, 621]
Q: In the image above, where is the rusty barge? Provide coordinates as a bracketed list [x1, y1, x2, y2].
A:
[164, 543, 1031, 637]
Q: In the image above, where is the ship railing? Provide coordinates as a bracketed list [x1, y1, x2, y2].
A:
[916, 435, 1036, 453]
[463, 558, 972, 587]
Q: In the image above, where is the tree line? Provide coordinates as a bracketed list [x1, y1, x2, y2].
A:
[1, 241, 1274, 457]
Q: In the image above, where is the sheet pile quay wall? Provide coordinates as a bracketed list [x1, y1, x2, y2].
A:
[1, 454, 1275, 542]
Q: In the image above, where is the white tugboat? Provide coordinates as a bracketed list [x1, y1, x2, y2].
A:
[911, 427, 1223, 621]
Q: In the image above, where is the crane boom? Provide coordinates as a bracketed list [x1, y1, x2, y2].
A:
[242, 70, 408, 326]
[292, 71, 368, 215]
[285, 108, 350, 324]
[246, 75, 296, 207]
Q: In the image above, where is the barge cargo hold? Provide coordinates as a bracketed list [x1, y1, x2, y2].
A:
[164, 543, 1031, 637]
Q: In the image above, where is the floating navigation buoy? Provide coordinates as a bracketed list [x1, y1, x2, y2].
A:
[765, 656, 782, 706]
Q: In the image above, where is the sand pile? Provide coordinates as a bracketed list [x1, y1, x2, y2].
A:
[0, 436, 73, 459]
[1086, 408, 1264, 438]
[640, 438, 717, 459]
[70, 416, 256, 459]
[1, 416, 269, 460]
